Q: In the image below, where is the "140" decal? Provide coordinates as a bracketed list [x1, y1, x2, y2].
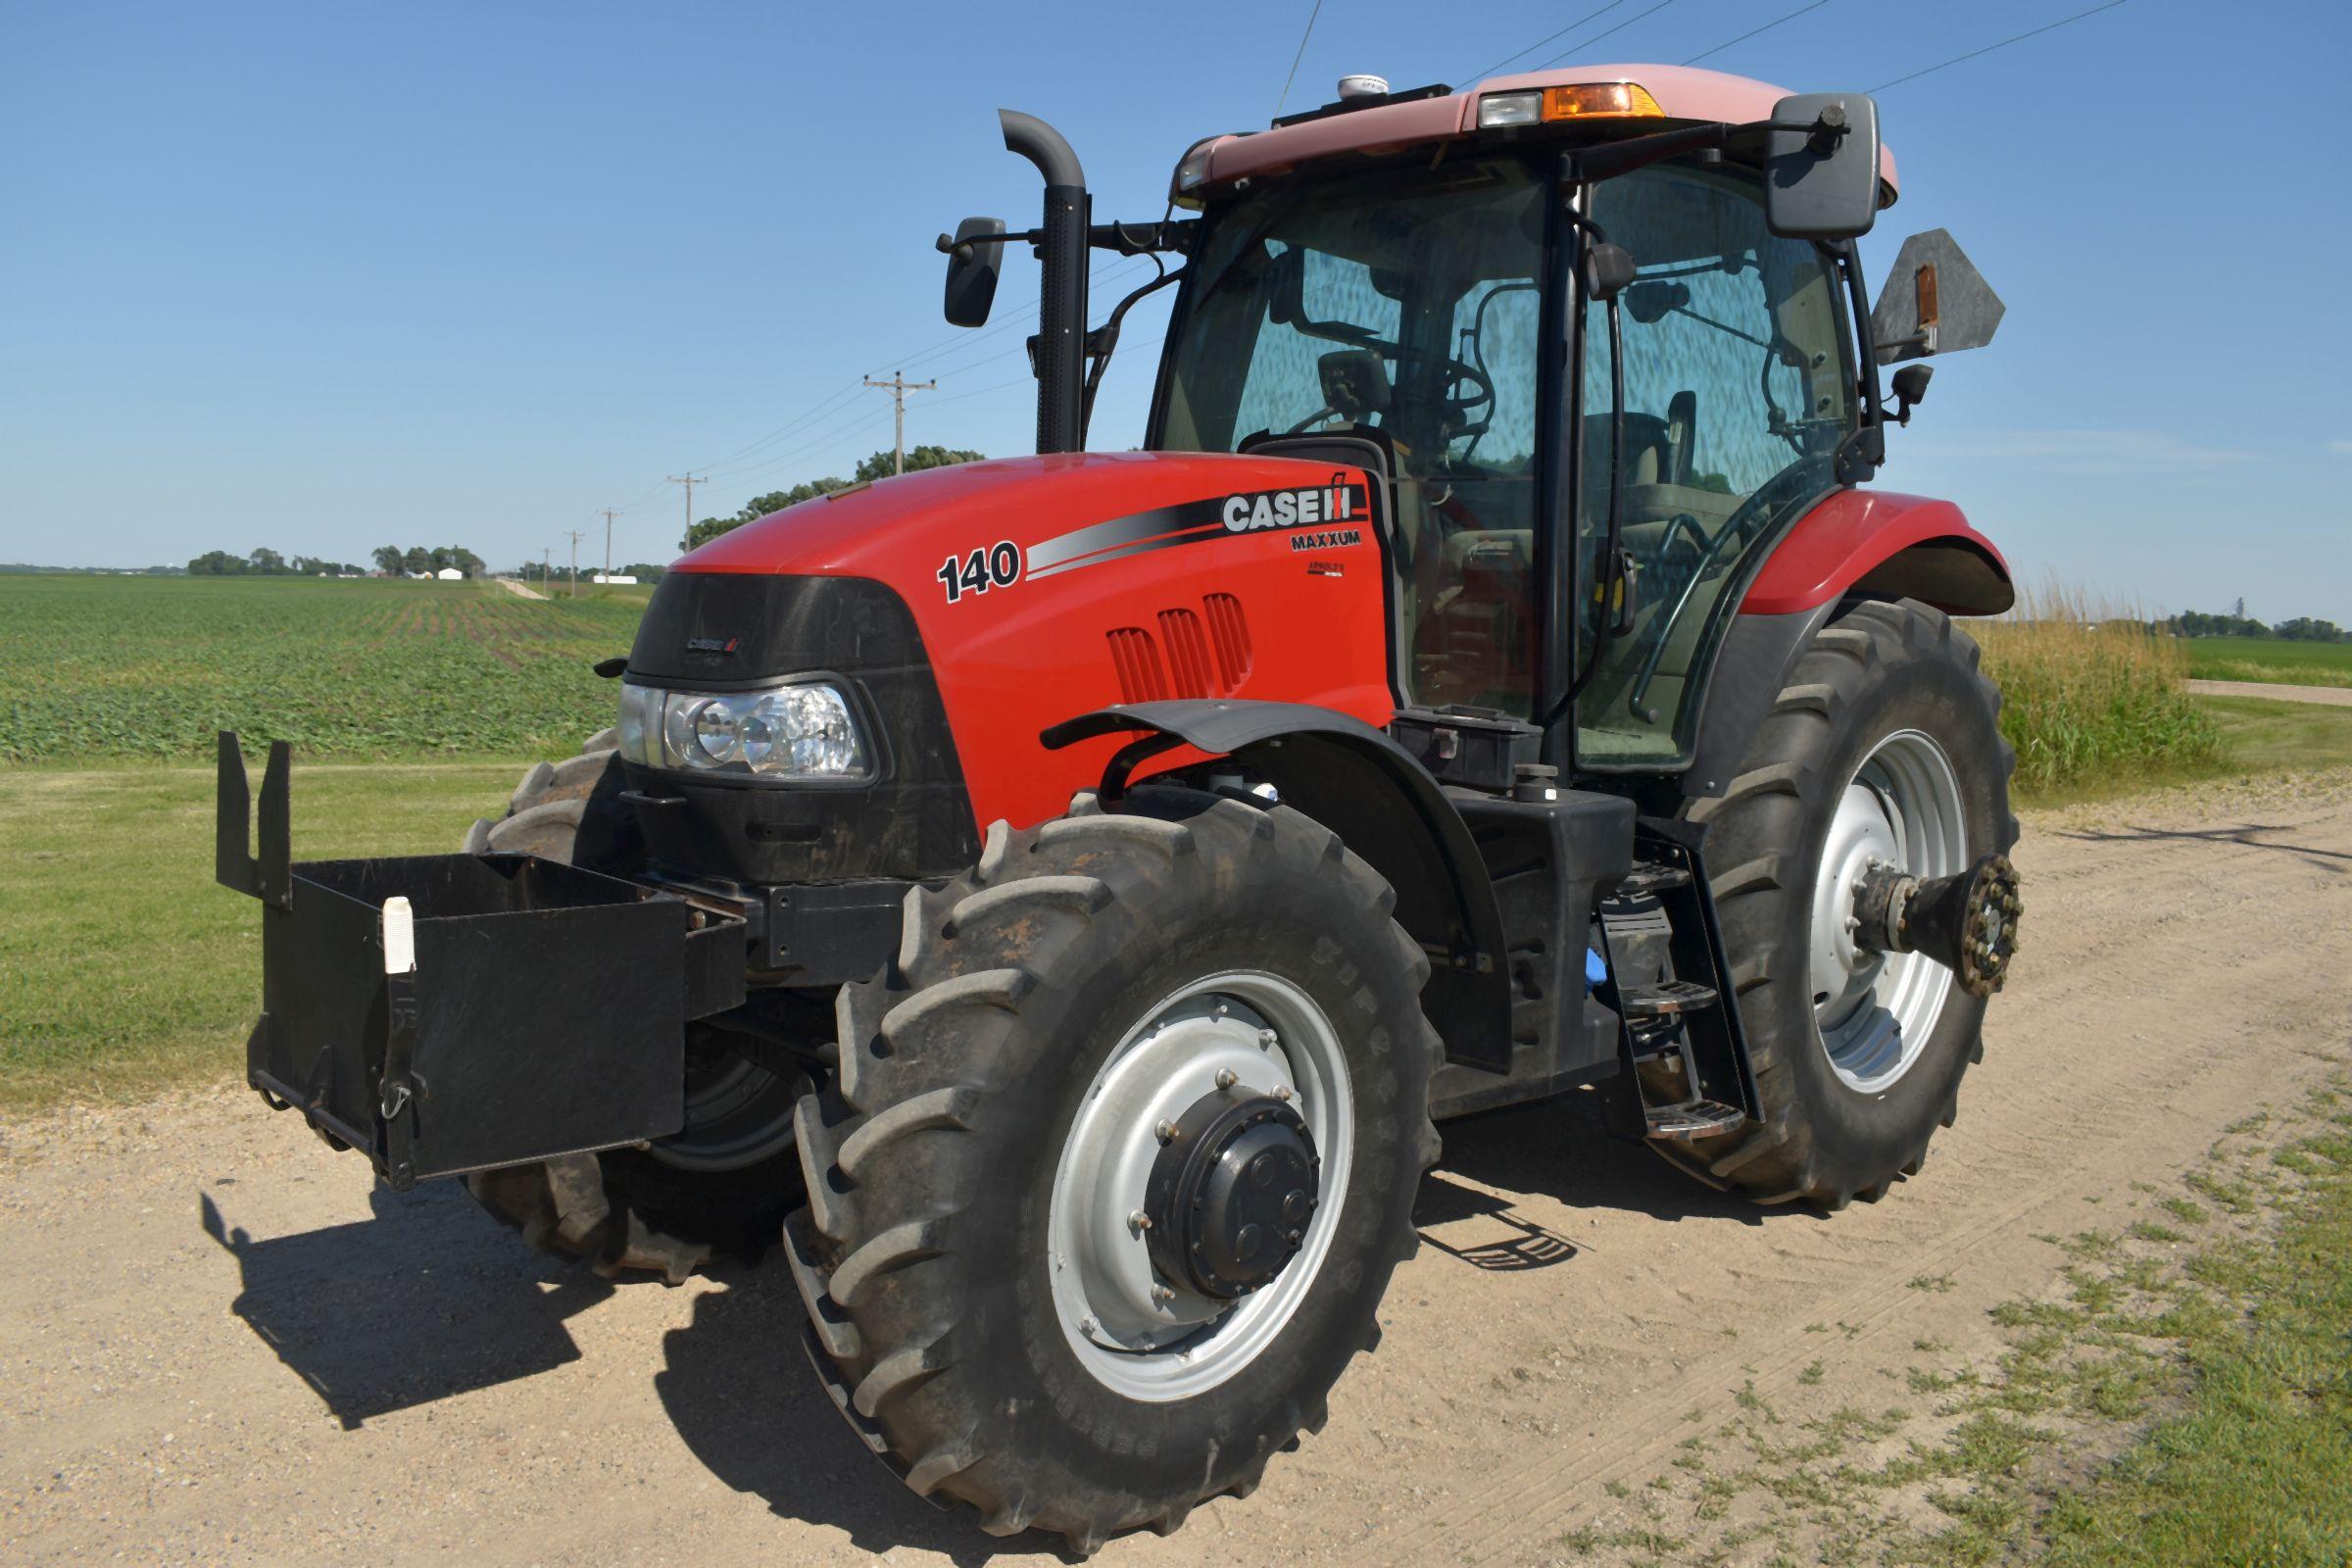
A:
[937, 540, 1022, 604]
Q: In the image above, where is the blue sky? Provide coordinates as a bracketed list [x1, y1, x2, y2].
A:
[2, 0, 2345, 619]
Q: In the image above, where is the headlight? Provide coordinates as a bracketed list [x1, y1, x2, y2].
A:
[616, 679, 872, 780]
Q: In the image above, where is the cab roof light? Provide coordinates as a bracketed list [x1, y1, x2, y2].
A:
[1477, 81, 1665, 130]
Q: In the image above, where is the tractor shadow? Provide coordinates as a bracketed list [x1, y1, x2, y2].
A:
[1420, 1091, 1788, 1242]
[203, 1185, 1060, 1560]
[653, 1263, 1079, 1564]
[201, 1182, 613, 1429]
[2051, 819, 2351, 872]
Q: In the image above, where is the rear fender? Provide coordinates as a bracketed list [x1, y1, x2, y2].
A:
[1686, 492, 2009, 799]
[1740, 490, 2012, 617]
[1042, 701, 1511, 1072]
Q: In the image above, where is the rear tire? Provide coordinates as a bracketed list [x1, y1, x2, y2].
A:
[1659, 598, 2018, 1208]
[458, 730, 806, 1281]
[786, 789, 1442, 1552]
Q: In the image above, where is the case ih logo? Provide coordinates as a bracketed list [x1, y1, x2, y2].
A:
[685, 636, 740, 657]
[1221, 479, 1362, 534]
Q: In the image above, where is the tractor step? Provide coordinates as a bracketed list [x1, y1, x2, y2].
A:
[1616, 860, 1691, 899]
[1618, 978, 1719, 1020]
[1643, 1099, 1747, 1141]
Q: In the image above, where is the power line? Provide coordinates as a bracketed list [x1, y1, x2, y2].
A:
[1273, 0, 1325, 119]
[1532, 0, 1680, 72]
[1870, 0, 2132, 92]
[1459, 1, 1629, 83]
[1683, 0, 1832, 66]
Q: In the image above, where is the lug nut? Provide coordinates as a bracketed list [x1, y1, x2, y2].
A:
[1215, 1067, 1238, 1090]
[1274, 1085, 1293, 1102]
[1155, 1119, 1178, 1144]
[1151, 1283, 1175, 1305]
[1129, 1209, 1152, 1234]
[1257, 1028, 1278, 1050]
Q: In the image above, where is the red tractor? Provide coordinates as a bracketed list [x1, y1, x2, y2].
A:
[220, 63, 2018, 1553]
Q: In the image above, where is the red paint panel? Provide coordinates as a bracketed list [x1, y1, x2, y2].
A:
[674, 451, 1393, 831]
[1740, 489, 2010, 616]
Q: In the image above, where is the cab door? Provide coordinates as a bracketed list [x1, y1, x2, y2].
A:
[1572, 159, 1857, 769]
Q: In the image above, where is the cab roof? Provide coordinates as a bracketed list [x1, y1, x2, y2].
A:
[1190, 64, 1899, 207]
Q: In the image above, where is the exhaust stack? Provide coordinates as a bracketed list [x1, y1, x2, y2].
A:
[999, 110, 1090, 456]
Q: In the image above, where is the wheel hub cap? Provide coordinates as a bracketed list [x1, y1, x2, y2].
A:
[1808, 728, 1968, 1095]
[1146, 1091, 1319, 1298]
[1045, 972, 1354, 1401]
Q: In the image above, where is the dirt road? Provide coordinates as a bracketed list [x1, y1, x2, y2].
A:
[5, 777, 2349, 1566]
[2188, 677, 2352, 707]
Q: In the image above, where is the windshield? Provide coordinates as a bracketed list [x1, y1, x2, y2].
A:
[1158, 158, 1549, 714]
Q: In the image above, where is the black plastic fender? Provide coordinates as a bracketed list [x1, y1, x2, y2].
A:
[1043, 700, 1511, 1071]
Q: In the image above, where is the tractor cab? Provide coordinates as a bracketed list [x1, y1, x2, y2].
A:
[949, 65, 2000, 780]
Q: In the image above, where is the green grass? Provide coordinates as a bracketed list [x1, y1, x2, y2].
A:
[2186, 636, 2352, 689]
[2198, 695, 2352, 773]
[0, 574, 640, 762]
[2032, 1099, 2352, 1565]
[0, 760, 529, 1109]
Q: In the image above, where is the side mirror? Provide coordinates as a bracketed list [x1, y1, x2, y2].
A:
[1869, 228, 2004, 364]
[1624, 278, 1688, 324]
[1764, 92, 1881, 240]
[1889, 363, 1932, 425]
[941, 217, 1005, 327]
[1583, 241, 1637, 302]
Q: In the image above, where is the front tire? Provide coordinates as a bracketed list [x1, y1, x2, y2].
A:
[459, 730, 806, 1281]
[786, 789, 1442, 1551]
[1662, 598, 2018, 1207]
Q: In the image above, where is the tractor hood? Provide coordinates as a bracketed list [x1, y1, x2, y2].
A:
[676, 450, 1369, 582]
[654, 449, 1397, 833]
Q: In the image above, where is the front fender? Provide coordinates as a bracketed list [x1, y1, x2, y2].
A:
[1043, 700, 1511, 1072]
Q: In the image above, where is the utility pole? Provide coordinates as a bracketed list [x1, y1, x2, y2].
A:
[599, 508, 619, 584]
[667, 473, 709, 547]
[542, 547, 552, 587]
[863, 371, 936, 474]
[563, 528, 586, 600]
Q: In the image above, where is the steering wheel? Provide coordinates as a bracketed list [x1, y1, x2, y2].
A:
[1441, 356, 1494, 433]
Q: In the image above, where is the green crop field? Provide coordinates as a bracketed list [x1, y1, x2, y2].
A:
[0, 574, 646, 761]
[2186, 636, 2352, 689]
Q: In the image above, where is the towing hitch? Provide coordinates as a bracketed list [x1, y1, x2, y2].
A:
[215, 732, 746, 1190]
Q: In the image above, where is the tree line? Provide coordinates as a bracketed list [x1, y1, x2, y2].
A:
[188, 548, 369, 576]
[681, 446, 986, 551]
[2162, 610, 2349, 644]
[372, 545, 486, 577]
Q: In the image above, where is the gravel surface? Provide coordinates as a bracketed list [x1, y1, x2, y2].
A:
[4, 777, 2349, 1565]
[2187, 677, 2352, 706]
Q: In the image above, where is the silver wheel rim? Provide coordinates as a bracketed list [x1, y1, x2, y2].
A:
[1808, 728, 1967, 1094]
[1046, 971, 1354, 1402]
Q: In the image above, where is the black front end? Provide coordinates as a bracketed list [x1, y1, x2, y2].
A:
[617, 572, 981, 983]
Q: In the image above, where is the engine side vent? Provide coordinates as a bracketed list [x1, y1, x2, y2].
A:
[1201, 593, 1253, 690]
[1105, 626, 1170, 704]
[1157, 609, 1216, 699]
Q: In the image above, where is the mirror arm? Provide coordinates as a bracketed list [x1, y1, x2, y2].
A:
[1080, 265, 1186, 441]
[1569, 116, 1831, 187]
[937, 220, 1198, 261]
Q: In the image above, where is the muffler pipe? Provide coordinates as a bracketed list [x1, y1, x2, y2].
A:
[1852, 853, 2021, 997]
[999, 110, 1090, 456]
